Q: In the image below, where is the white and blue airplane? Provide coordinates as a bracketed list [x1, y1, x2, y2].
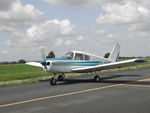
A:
[26, 43, 146, 85]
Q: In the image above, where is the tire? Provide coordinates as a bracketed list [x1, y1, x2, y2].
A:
[50, 77, 56, 85]
[58, 75, 64, 81]
[94, 75, 101, 82]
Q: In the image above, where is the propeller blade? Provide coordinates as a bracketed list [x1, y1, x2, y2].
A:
[41, 48, 46, 60]
[40, 48, 48, 71]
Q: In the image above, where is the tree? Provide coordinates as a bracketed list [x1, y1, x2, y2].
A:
[18, 59, 26, 64]
[104, 52, 110, 58]
[46, 51, 55, 58]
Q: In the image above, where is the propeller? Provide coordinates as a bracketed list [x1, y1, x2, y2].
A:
[40, 48, 47, 71]
[41, 48, 46, 60]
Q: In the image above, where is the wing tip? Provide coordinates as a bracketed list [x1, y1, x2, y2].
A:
[135, 59, 147, 63]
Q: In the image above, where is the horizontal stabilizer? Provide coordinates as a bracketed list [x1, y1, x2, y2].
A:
[26, 62, 43, 67]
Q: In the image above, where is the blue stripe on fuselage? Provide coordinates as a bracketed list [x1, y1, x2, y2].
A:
[52, 61, 101, 66]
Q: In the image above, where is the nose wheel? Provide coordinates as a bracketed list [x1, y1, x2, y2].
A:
[50, 77, 56, 85]
[50, 73, 65, 85]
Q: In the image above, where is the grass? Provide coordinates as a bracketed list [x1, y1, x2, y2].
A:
[0, 57, 150, 86]
[0, 64, 51, 81]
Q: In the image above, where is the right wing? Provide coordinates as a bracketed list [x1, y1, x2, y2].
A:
[72, 59, 147, 73]
[26, 62, 43, 67]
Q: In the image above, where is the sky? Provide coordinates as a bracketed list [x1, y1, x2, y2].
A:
[0, 0, 150, 61]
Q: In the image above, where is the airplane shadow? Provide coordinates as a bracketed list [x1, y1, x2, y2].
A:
[58, 74, 150, 86]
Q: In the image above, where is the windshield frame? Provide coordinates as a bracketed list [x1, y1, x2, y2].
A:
[62, 51, 74, 60]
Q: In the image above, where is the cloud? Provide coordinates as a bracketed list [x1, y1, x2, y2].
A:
[1, 0, 150, 62]
[0, 0, 80, 61]
[95, 0, 150, 31]
[44, 0, 99, 8]
[0, 0, 15, 11]
[0, 0, 44, 31]
[76, 35, 83, 40]
[2, 50, 9, 54]
[96, 1, 149, 25]
[7, 19, 79, 59]
[23, 19, 76, 43]
[94, 29, 106, 35]
[5, 40, 12, 46]
[44, 0, 122, 8]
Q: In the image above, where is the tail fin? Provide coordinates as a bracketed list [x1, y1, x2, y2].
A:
[108, 43, 120, 62]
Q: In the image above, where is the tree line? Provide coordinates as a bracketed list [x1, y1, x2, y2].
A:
[0, 51, 55, 65]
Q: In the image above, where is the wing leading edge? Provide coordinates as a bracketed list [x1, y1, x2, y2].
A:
[72, 59, 147, 73]
[26, 62, 43, 67]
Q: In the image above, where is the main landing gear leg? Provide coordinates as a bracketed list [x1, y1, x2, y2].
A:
[58, 73, 65, 81]
[94, 71, 101, 82]
[50, 73, 57, 85]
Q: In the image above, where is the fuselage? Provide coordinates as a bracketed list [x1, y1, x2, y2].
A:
[41, 51, 112, 73]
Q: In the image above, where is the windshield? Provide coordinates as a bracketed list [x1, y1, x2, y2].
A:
[62, 52, 73, 59]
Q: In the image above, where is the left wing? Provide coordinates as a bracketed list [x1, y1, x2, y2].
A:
[72, 59, 146, 73]
[26, 62, 43, 67]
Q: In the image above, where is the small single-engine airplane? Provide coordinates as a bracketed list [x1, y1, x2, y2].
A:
[26, 43, 146, 85]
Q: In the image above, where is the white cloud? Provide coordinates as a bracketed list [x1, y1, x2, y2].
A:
[24, 19, 76, 43]
[44, 0, 122, 8]
[94, 29, 106, 35]
[5, 40, 12, 46]
[8, 19, 79, 59]
[107, 33, 114, 38]
[96, 1, 149, 25]
[1, 0, 150, 61]
[76, 35, 83, 40]
[55, 38, 63, 46]
[0, 0, 15, 11]
[44, 0, 99, 8]
[0, 0, 80, 61]
[49, 19, 75, 35]
[0, 0, 44, 31]
[96, 0, 150, 32]
[2, 50, 9, 54]
[64, 40, 75, 46]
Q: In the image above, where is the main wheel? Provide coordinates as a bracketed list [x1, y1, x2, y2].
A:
[94, 75, 101, 82]
[50, 77, 56, 85]
[58, 75, 64, 81]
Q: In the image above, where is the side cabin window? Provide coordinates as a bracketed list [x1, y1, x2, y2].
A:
[74, 53, 83, 60]
[91, 56, 100, 61]
[84, 54, 90, 60]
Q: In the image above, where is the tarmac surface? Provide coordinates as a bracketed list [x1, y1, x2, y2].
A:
[0, 67, 150, 113]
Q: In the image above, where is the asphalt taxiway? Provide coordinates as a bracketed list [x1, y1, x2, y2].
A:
[0, 67, 150, 113]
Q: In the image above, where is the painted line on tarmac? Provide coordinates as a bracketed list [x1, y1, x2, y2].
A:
[0, 78, 149, 108]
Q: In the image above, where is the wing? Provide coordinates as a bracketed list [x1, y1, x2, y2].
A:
[26, 62, 43, 67]
[72, 59, 147, 73]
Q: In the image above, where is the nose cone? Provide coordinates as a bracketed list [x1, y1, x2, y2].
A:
[41, 60, 46, 65]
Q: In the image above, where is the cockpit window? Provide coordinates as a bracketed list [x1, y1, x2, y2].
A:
[62, 52, 73, 59]
[74, 53, 83, 60]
